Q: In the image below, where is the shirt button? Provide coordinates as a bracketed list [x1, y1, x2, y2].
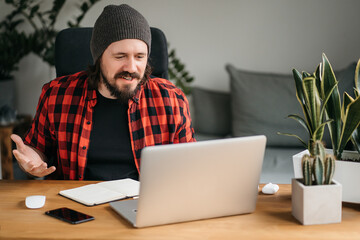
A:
[79, 175, 82, 179]
[82, 146, 86, 150]
[86, 121, 90, 124]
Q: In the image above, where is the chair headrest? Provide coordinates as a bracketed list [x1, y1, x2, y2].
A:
[55, 27, 168, 79]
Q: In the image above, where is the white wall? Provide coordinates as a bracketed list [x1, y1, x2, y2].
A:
[1, 0, 360, 116]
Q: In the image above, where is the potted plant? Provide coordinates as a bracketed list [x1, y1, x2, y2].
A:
[0, 0, 98, 122]
[352, 64, 360, 152]
[0, 10, 32, 124]
[282, 54, 360, 203]
[292, 140, 341, 225]
[279, 55, 335, 154]
[168, 44, 194, 95]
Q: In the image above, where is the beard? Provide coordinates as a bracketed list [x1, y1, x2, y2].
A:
[100, 70, 142, 104]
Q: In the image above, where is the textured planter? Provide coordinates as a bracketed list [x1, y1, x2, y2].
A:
[293, 150, 360, 203]
[292, 178, 342, 225]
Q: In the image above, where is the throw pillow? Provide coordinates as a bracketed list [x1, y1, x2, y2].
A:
[226, 63, 356, 147]
[191, 87, 231, 136]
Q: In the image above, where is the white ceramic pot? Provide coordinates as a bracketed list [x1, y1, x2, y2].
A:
[293, 150, 360, 203]
[292, 178, 342, 225]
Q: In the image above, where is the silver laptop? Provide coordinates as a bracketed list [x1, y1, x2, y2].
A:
[110, 135, 266, 228]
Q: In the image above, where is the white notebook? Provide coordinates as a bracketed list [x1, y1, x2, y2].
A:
[59, 178, 140, 206]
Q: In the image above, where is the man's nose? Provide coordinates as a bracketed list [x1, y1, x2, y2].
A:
[123, 57, 137, 73]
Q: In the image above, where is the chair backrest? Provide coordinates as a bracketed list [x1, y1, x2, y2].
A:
[54, 27, 169, 79]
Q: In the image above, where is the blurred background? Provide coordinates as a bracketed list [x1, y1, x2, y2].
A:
[1, 0, 359, 116]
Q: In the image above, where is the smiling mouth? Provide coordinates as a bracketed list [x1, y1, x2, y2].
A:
[122, 76, 133, 81]
[115, 72, 140, 82]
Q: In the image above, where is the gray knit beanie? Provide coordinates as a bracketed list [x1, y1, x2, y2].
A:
[90, 4, 151, 63]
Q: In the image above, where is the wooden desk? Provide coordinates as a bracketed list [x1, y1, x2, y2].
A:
[1, 181, 360, 240]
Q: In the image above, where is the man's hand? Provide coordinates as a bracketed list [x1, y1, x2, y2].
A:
[11, 134, 56, 178]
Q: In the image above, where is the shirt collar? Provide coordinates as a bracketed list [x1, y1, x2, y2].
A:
[130, 84, 143, 104]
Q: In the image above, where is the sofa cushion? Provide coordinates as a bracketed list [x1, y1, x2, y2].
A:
[191, 87, 231, 136]
[226, 64, 304, 147]
[226, 63, 356, 148]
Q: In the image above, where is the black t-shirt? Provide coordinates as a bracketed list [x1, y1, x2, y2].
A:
[84, 91, 138, 180]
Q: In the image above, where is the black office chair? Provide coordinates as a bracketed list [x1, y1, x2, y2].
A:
[54, 27, 169, 79]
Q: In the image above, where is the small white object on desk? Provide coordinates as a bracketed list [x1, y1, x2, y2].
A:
[262, 183, 279, 194]
[25, 195, 46, 209]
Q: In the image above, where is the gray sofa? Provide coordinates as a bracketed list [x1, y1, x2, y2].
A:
[191, 62, 357, 184]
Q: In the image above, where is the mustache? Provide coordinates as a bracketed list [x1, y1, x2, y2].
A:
[114, 71, 140, 79]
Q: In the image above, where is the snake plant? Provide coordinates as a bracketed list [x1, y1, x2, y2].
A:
[350, 60, 360, 154]
[279, 60, 334, 155]
[280, 54, 360, 159]
[321, 54, 360, 159]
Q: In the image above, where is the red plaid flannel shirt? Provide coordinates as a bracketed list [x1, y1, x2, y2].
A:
[24, 71, 195, 180]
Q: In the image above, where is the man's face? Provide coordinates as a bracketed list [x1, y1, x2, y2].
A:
[99, 39, 148, 101]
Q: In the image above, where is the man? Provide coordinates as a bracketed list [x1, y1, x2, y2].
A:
[11, 4, 195, 180]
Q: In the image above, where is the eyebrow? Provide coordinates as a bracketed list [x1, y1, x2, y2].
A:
[113, 52, 147, 56]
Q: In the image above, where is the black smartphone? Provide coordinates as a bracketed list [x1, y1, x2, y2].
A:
[45, 207, 95, 224]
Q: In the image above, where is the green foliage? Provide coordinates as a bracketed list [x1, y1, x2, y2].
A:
[168, 44, 194, 95]
[279, 53, 360, 159]
[302, 141, 335, 186]
[278, 59, 335, 155]
[351, 60, 360, 154]
[321, 55, 360, 159]
[0, 0, 99, 80]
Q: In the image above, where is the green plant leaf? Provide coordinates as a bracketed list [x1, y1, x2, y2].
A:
[1, 0, 98, 74]
[353, 60, 360, 154]
[167, 45, 194, 94]
[337, 95, 360, 158]
[319, 80, 338, 120]
[292, 69, 312, 131]
[303, 76, 321, 133]
[313, 119, 332, 142]
[342, 92, 353, 121]
[321, 53, 342, 153]
[168, 68, 176, 79]
[52, 0, 66, 12]
[81, 2, 89, 12]
[293, 69, 305, 104]
[30, 5, 40, 18]
[181, 71, 188, 78]
[302, 71, 311, 79]
[352, 129, 360, 154]
[185, 76, 194, 83]
[355, 58, 360, 97]
[172, 58, 179, 66]
[315, 64, 322, 98]
[277, 132, 307, 148]
[287, 114, 310, 134]
[176, 63, 184, 72]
